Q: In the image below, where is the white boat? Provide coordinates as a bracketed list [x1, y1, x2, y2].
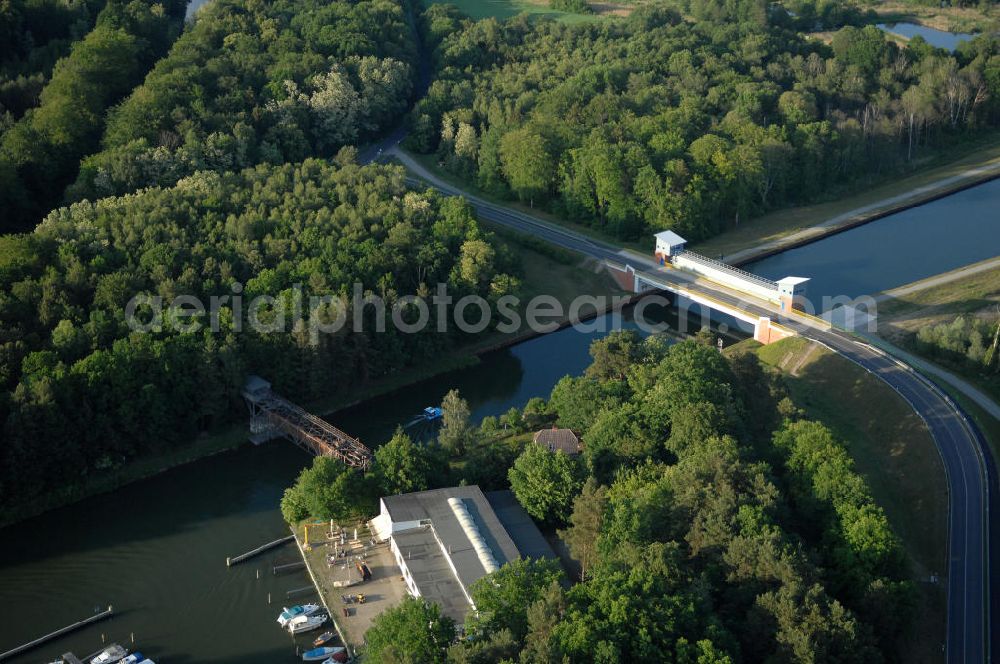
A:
[287, 613, 327, 634]
[117, 652, 144, 664]
[90, 646, 128, 664]
[302, 645, 346, 661]
[277, 603, 322, 627]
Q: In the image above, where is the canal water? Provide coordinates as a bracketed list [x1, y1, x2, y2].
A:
[0, 302, 738, 663]
[748, 177, 1000, 311]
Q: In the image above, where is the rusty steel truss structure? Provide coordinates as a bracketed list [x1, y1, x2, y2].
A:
[243, 376, 372, 470]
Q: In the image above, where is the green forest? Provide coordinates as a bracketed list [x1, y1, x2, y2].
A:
[0, 0, 189, 231]
[287, 334, 913, 662]
[67, 0, 419, 203]
[0, 157, 519, 521]
[0, 0, 978, 658]
[0, 0, 422, 232]
[413, 2, 1000, 240]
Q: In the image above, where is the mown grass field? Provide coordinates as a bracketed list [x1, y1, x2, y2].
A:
[875, 262, 1000, 450]
[423, 0, 620, 23]
[742, 336, 947, 662]
[877, 263, 1000, 335]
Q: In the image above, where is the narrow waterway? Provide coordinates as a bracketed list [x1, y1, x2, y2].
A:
[748, 177, 1000, 310]
[0, 302, 739, 663]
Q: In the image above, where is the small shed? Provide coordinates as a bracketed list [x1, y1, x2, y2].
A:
[654, 230, 687, 263]
[776, 276, 810, 312]
[533, 428, 581, 456]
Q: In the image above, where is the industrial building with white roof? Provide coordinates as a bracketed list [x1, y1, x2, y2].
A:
[369, 485, 557, 624]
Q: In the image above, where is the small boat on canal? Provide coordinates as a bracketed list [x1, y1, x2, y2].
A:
[277, 603, 323, 627]
[287, 613, 327, 634]
[90, 645, 128, 664]
[302, 645, 347, 661]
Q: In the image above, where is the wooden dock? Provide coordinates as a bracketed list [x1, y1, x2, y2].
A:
[0, 606, 113, 661]
[272, 560, 305, 575]
[227, 534, 294, 566]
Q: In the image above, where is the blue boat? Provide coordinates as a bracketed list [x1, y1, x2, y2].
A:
[302, 645, 346, 661]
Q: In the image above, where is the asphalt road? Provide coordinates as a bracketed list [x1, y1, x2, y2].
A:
[389, 146, 995, 663]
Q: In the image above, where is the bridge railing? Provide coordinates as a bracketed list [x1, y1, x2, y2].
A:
[248, 389, 372, 469]
[674, 250, 779, 293]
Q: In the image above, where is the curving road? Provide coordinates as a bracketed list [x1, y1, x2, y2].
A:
[386, 146, 995, 663]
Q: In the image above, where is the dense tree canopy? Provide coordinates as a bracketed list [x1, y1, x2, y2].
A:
[0, 0, 108, 121]
[387, 333, 912, 662]
[67, 0, 419, 204]
[0, 0, 187, 231]
[365, 596, 456, 664]
[507, 441, 585, 526]
[0, 159, 517, 521]
[414, 2, 1000, 241]
[280, 455, 375, 523]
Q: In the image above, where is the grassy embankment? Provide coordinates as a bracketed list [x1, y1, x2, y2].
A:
[1, 239, 624, 528]
[875, 262, 1000, 456]
[733, 336, 947, 663]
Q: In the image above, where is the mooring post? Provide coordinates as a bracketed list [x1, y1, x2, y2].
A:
[268, 592, 271, 605]
[226, 557, 231, 567]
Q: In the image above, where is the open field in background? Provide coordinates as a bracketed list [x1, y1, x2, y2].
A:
[742, 336, 947, 662]
[873, 0, 1000, 33]
[422, 0, 628, 22]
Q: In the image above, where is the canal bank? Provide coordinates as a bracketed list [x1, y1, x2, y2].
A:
[0, 300, 734, 663]
[720, 159, 1000, 268]
[0, 249, 630, 530]
[687, 137, 1000, 265]
[746, 176, 1000, 309]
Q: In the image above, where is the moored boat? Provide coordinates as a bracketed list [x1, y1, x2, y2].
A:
[277, 603, 322, 627]
[287, 613, 327, 634]
[313, 631, 336, 647]
[90, 645, 128, 664]
[302, 645, 346, 661]
[117, 652, 144, 664]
